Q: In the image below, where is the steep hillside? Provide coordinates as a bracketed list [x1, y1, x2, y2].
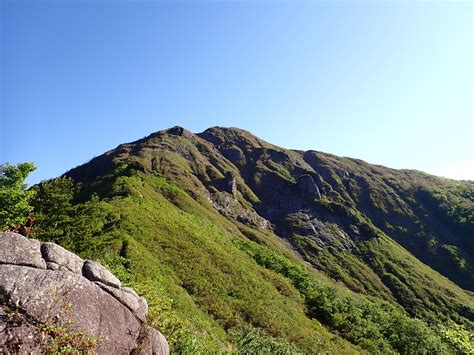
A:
[32, 126, 473, 353]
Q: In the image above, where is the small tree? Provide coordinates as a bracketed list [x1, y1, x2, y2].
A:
[30, 177, 76, 247]
[31, 177, 107, 253]
[0, 162, 36, 230]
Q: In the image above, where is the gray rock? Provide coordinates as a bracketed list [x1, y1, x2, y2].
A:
[46, 261, 72, 272]
[139, 296, 148, 318]
[223, 147, 245, 162]
[0, 232, 46, 269]
[46, 261, 59, 270]
[46, 261, 64, 271]
[167, 126, 192, 137]
[0, 265, 141, 354]
[0, 233, 168, 354]
[41, 242, 84, 274]
[0, 303, 48, 354]
[82, 260, 121, 288]
[296, 175, 322, 200]
[94, 282, 148, 322]
[123, 286, 139, 298]
[224, 172, 237, 195]
[140, 326, 170, 355]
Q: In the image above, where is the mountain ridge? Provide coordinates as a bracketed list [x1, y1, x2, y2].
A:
[72, 126, 473, 287]
[32, 125, 473, 352]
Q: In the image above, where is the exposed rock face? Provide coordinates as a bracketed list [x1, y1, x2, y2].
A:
[94, 282, 148, 322]
[0, 232, 46, 269]
[222, 147, 245, 162]
[83, 260, 121, 288]
[41, 242, 83, 274]
[296, 175, 322, 200]
[207, 189, 269, 230]
[140, 327, 170, 354]
[166, 125, 192, 137]
[0, 232, 169, 354]
[224, 171, 237, 196]
[281, 212, 354, 252]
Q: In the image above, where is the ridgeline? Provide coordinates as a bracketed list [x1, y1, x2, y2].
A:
[28, 126, 474, 353]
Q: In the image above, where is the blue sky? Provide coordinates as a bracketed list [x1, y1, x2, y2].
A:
[1, 0, 473, 184]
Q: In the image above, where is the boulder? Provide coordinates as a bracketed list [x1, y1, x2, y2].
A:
[82, 260, 121, 288]
[0, 232, 46, 269]
[123, 286, 139, 298]
[0, 265, 141, 353]
[0, 232, 169, 354]
[141, 326, 171, 355]
[94, 282, 148, 322]
[41, 242, 84, 274]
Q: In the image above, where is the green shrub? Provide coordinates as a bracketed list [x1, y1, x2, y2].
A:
[0, 162, 36, 230]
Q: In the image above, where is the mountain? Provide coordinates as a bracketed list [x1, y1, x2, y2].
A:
[35, 126, 473, 353]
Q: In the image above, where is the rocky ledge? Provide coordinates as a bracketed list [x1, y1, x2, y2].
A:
[0, 232, 169, 354]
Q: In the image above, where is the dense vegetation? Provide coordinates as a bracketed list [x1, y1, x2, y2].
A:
[2, 126, 473, 353]
[0, 162, 36, 230]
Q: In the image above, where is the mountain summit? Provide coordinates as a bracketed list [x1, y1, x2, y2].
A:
[53, 126, 473, 352]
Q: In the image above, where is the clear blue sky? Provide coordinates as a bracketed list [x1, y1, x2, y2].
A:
[1, 0, 473, 184]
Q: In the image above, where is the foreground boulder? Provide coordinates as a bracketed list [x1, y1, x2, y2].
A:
[0, 232, 46, 270]
[0, 232, 169, 354]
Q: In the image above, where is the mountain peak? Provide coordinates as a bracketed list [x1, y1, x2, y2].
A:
[165, 126, 193, 137]
[198, 126, 273, 149]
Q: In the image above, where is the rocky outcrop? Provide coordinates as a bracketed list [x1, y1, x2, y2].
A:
[0, 232, 169, 354]
[281, 212, 354, 253]
[166, 125, 192, 137]
[224, 172, 237, 196]
[83, 260, 121, 288]
[41, 242, 83, 274]
[296, 175, 322, 200]
[0, 233, 46, 270]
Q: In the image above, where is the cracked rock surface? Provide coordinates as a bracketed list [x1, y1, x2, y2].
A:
[0, 232, 169, 354]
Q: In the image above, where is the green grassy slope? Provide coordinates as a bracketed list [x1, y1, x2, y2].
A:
[31, 126, 473, 353]
[71, 170, 359, 352]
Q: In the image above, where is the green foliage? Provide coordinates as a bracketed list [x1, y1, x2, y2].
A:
[31, 166, 474, 353]
[31, 177, 75, 243]
[427, 184, 474, 226]
[31, 177, 109, 254]
[436, 321, 474, 353]
[232, 237, 454, 353]
[0, 162, 36, 230]
[40, 318, 102, 353]
[40, 172, 355, 353]
[231, 328, 300, 354]
[1, 297, 101, 353]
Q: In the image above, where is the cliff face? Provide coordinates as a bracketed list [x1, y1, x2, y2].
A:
[0, 232, 169, 354]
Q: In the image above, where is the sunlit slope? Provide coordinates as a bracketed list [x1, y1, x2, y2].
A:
[86, 171, 359, 352]
[62, 126, 473, 352]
